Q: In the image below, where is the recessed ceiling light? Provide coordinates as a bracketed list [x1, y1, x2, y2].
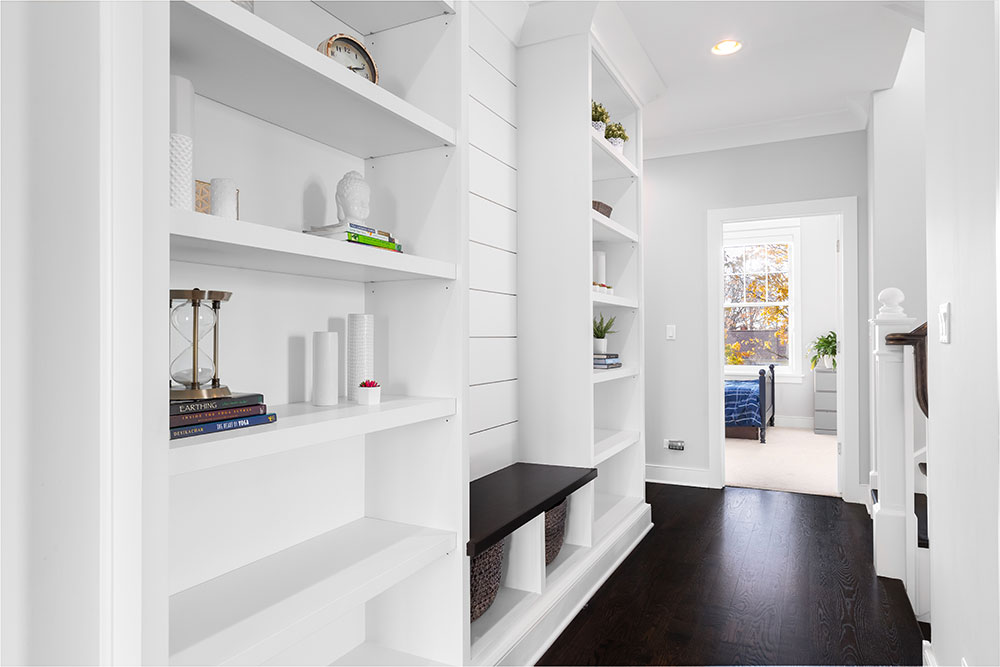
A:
[712, 40, 743, 56]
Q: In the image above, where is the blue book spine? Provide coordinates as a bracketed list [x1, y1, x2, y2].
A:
[170, 412, 277, 440]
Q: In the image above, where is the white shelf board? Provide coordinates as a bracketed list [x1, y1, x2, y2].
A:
[593, 429, 640, 466]
[592, 209, 639, 244]
[170, 210, 457, 282]
[331, 642, 445, 666]
[544, 543, 588, 585]
[592, 366, 639, 384]
[169, 518, 456, 666]
[591, 130, 639, 180]
[592, 292, 639, 309]
[170, 394, 455, 476]
[170, 1, 456, 159]
[313, 1, 454, 35]
[470, 586, 540, 664]
[593, 494, 642, 545]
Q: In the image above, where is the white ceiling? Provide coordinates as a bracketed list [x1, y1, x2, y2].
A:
[618, 1, 919, 158]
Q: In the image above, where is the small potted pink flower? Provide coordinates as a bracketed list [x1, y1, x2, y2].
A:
[357, 379, 381, 405]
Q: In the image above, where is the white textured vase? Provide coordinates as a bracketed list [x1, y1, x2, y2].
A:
[593, 250, 607, 286]
[312, 331, 339, 406]
[211, 178, 238, 219]
[347, 313, 374, 402]
[170, 134, 194, 210]
[607, 137, 625, 155]
[592, 120, 606, 135]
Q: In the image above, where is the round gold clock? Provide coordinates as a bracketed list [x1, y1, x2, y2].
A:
[317, 34, 378, 85]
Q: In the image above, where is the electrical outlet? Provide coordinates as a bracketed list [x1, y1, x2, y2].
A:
[665, 439, 685, 451]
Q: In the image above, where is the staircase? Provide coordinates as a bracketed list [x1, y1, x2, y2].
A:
[869, 288, 930, 623]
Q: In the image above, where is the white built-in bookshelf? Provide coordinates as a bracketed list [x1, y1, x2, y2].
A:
[141, 2, 468, 665]
[475, 24, 651, 667]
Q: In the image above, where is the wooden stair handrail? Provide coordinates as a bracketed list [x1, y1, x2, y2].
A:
[885, 322, 928, 417]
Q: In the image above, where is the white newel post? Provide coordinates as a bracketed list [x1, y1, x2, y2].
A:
[870, 287, 916, 580]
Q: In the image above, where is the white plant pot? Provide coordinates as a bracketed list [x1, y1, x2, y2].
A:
[592, 120, 606, 135]
[823, 355, 834, 369]
[594, 338, 608, 354]
[357, 386, 381, 405]
[607, 137, 625, 155]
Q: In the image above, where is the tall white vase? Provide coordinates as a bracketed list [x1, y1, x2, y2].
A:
[347, 314, 374, 402]
[211, 178, 238, 219]
[593, 250, 607, 285]
[170, 75, 195, 210]
[312, 331, 339, 406]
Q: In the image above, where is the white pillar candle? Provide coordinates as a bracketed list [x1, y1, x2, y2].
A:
[211, 178, 238, 219]
[593, 250, 607, 285]
[312, 331, 339, 406]
[347, 314, 374, 402]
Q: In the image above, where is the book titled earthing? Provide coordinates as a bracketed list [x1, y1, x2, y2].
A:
[169, 392, 264, 416]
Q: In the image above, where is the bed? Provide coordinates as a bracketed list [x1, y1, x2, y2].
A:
[725, 364, 775, 443]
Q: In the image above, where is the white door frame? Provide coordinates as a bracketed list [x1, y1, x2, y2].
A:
[707, 197, 865, 504]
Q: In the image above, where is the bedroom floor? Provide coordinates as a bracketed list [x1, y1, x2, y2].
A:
[725, 427, 838, 497]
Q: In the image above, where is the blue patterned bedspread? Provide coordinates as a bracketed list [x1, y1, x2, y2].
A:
[725, 380, 762, 427]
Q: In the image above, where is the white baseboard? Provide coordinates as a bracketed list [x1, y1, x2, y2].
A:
[772, 415, 815, 429]
[646, 464, 722, 489]
[922, 641, 937, 666]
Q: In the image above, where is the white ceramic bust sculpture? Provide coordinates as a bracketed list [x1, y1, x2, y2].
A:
[335, 171, 371, 226]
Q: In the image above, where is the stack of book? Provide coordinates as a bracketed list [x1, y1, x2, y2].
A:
[305, 222, 402, 253]
[170, 392, 276, 440]
[594, 353, 622, 370]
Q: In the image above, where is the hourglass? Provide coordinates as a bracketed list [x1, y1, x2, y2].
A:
[170, 288, 232, 400]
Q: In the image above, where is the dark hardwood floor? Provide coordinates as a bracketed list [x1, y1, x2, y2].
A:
[538, 484, 924, 666]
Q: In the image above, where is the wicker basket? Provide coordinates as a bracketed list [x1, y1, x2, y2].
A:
[545, 499, 568, 565]
[470, 539, 505, 622]
[592, 200, 613, 218]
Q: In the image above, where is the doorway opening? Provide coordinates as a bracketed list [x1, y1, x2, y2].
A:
[707, 198, 863, 501]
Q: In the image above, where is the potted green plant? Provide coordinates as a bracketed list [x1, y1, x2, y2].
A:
[357, 379, 381, 405]
[592, 101, 610, 135]
[593, 313, 617, 354]
[809, 331, 838, 369]
[604, 122, 629, 154]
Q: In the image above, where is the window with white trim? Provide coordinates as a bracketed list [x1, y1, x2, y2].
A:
[723, 222, 801, 377]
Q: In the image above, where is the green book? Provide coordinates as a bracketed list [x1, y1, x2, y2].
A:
[347, 232, 402, 252]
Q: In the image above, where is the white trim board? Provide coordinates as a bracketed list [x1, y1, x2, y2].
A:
[707, 197, 864, 505]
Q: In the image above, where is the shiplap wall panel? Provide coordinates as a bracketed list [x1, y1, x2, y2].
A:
[469, 242, 516, 295]
[469, 422, 519, 480]
[470, 338, 518, 385]
[469, 381, 519, 434]
[469, 1, 520, 477]
[469, 147, 517, 210]
[470, 5, 517, 84]
[470, 98, 516, 168]
[470, 194, 517, 252]
[469, 51, 516, 126]
[469, 290, 517, 337]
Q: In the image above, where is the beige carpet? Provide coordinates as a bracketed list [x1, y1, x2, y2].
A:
[725, 426, 838, 497]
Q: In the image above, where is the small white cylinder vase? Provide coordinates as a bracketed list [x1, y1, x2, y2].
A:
[347, 314, 374, 402]
[169, 134, 194, 210]
[312, 332, 340, 406]
[594, 338, 608, 354]
[211, 178, 238, 219]
[593, 250, 607, 286]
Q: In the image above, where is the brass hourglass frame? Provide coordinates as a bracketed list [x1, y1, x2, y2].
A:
[170, 288, 232, 400]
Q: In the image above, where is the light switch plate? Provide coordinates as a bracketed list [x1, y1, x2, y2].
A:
[938, 302, 951, 343]
[666, 324, 676, 340]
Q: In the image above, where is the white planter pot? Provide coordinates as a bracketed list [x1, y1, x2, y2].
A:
[592, 120, 606, 135]
[607, 137, 625, 155]
[594, 338, 608, 354]
[823, 355, 835, 369]
[357, 386, 381, 405]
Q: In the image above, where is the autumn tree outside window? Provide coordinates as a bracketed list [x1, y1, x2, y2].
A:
[723, 225, 801, 376]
